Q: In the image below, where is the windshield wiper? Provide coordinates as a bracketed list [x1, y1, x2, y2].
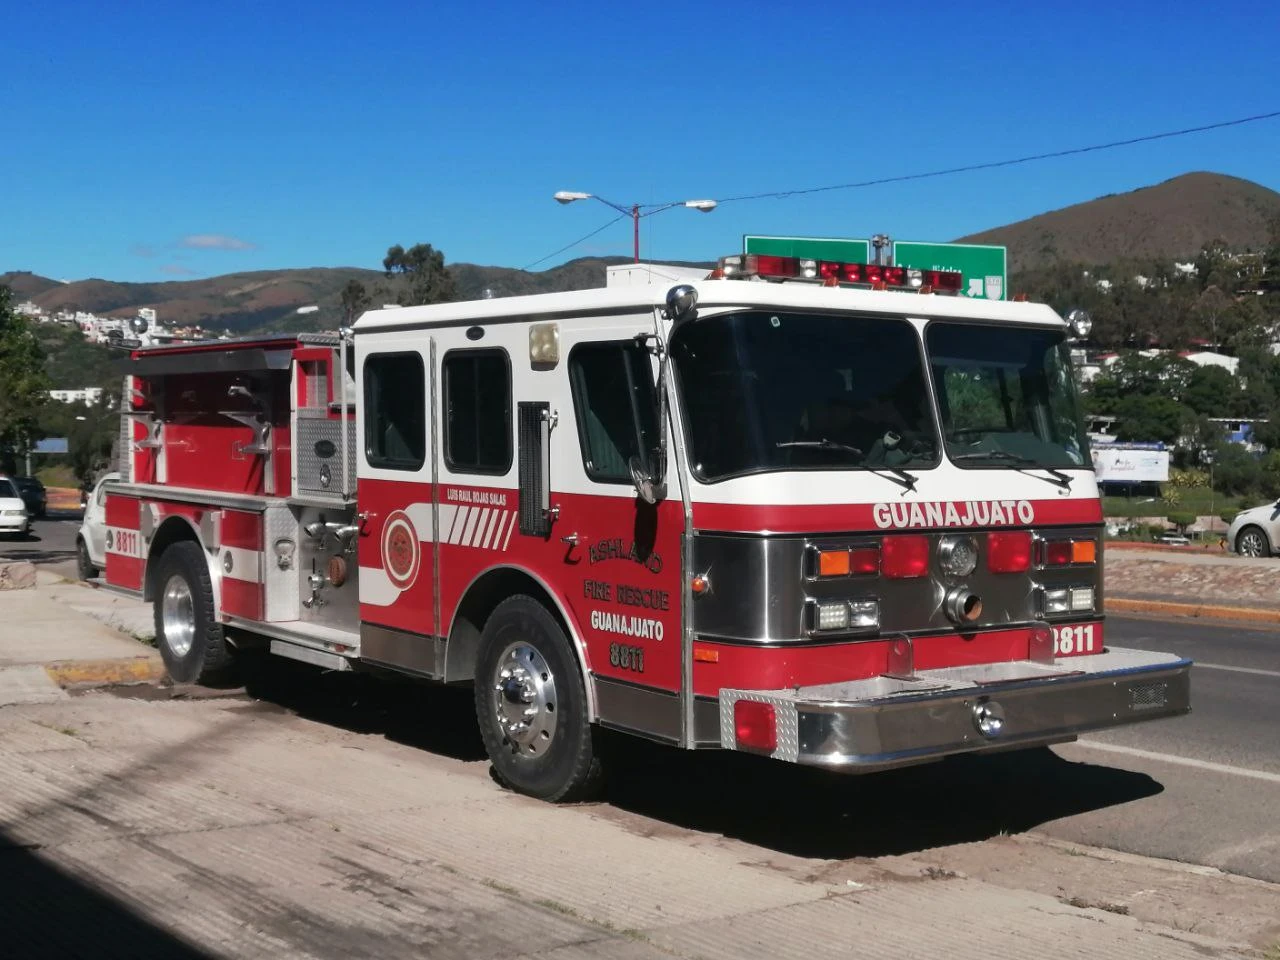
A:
[951, 450, 1073, 489]
[776, 439, 864, 456]
[777, 440, 917, 491]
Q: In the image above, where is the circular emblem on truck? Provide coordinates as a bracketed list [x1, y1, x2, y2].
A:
[381, 510, 420, 590]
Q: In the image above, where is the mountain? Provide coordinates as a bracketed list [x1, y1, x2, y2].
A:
[6, 171, 1277, 331]
[957, 172, 1280, 273]
[0, 257, 668, 334]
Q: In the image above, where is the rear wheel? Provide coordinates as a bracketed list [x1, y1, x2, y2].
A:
[1236, 526, 1270, 558]
[76, 538, 97, 580]
[153, 541, 235, 685]
[474, 595, 602, 802]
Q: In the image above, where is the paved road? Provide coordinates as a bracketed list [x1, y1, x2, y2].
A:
[1038, 614, 1280, 883]
[0, 510, 81, 579]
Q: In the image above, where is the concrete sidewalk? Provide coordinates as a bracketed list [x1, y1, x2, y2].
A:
[1106, 547, 1280, 622]
[0, 570, 160, 706]
[1, 689, 1268, 959]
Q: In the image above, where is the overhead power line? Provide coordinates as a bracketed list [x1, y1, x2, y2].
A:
[526, 109, 1280, 269]
[705, 110, 1280, 206]
[523, 214, 627, 270]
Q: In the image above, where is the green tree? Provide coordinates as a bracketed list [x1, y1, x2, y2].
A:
[339, 279, 372, 326]
[1166, 512, 1196, 534]
[1183, 364, 1237, 416]
[0, 285, 50, 471]
[1112, 394, 1187, 445]
[383, 243, 456, 306]
[1211, 442, 1261, 496]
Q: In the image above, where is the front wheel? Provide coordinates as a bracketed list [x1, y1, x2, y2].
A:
[474, 595, 602, 802]
[153, 541, 235, 685]
[1236, 526, 1270, 558]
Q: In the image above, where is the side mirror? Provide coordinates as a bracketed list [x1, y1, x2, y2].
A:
[629, 455, 667, 506]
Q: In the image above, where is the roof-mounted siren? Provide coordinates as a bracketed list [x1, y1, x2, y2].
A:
[130, 315, 149, 335]
[711, 255, 962, 293]
[1065, 308, 1093, 340]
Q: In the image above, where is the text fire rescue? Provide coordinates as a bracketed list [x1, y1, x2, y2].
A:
[874, 499, 1035, 530]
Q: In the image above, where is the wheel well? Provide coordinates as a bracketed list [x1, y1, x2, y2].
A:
[144, 516, 202, 601]
[1237, 524, 1271, 552]
[445, 567, 587, 687]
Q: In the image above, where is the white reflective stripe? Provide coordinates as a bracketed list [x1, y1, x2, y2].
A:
[438, 503, 458, 543]
[1074, 740, 1280, 785]
[405, 501, 434, 541]
[105, 526, 143, 558]
[450, 505, 471, 544]
[220, 546, 263, 584]
[471, 508, 493, 547]
[460, 506, 480, 545]
[502, 513, 516, 551]
[484, 511, 505, 549]
[358, 566, 403, 606]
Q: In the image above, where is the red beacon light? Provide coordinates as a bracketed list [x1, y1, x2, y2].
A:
[715, 255, 961, 293]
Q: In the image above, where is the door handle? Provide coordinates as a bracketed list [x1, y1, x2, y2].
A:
[357, 510, 377, 536]
[560, 533, 580, 547]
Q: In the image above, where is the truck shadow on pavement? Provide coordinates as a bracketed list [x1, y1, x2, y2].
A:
[233, 657, 1163, 860]
[0, 833, 215, 959]
[599, 737, 1164, 859]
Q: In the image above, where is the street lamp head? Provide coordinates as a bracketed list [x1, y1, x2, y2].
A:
[553, 191, 591, 204]
[684, 199, 717, 212]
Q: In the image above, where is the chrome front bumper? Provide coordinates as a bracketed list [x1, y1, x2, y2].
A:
[719, 647, 1191, 771]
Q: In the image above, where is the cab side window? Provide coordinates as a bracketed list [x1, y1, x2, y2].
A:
[569, 341, 658, 484]
[364, 352, 426, 470]
[444, 349, 512, 474]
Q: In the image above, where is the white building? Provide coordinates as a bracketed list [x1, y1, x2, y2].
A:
[48, 387, 105, 406]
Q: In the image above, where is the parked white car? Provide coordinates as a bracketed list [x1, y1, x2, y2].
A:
[76, 472, 120, 579]
[0, 476, 32, 539]
[1225, 500, 1280, 557]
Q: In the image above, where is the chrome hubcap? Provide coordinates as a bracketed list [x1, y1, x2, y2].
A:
[161, 574, 196, 658]
[1239, 531, 1266, 557]
[491, 642, 557, 755]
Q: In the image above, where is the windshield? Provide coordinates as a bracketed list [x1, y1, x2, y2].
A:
[927, 322, 1090, 470]
[670, 311, 938, 482]
[0, 479, 17, 498]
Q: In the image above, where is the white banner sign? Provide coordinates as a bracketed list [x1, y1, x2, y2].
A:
[1093, 447, 1169, 483]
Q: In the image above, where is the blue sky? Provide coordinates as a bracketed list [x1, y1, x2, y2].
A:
[4, 0, 1278, 283]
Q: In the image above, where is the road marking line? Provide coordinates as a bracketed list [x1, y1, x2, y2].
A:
[1194, 661, 1280, 679]
[1073, 740, 1280, 784]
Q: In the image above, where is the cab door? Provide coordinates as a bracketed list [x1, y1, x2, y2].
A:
[355, 340, 437, 647]
[552, 324, 685, 702]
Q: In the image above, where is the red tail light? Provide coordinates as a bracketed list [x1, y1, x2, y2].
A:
[753, 255, 798, 277]
[849, 546, 881, 574]
[882, 535, 929, 578]
[1043, 540, 1073, 566]
[987, 532, 1032, 573]
[734, 700, 777, 753]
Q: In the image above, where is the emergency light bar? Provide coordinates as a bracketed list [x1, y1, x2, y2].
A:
[714, 254, 963, 293]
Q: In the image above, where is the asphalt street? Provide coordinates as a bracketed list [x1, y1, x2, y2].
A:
[0, 510, 81, 578]
[1041, 614, 1280, 882]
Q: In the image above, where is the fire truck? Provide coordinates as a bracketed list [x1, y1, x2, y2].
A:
[102, 252, 1191, 801]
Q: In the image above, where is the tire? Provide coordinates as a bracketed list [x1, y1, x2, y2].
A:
[152, 541, 235, 685]
[76, 538, 97, 580]
[473, 595, 602, 802]
[1235, 526, 1270, 558]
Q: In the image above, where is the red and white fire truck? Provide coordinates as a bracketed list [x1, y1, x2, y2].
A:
[102, 253, 1191, 801]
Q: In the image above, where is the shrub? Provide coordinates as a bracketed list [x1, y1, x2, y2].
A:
[1167, 512, 1196, 533]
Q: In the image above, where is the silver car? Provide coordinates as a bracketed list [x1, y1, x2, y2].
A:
[1226, 500, 1280, 557]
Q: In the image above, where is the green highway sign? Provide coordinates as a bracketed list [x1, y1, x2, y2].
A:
[744, 235, 871, 263]
[892, 241, 1007, 300]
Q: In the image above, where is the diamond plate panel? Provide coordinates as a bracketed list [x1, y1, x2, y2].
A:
[263, 505, 301, 622]
[718, 690, 801, 763]
[294, 413, 355, 498]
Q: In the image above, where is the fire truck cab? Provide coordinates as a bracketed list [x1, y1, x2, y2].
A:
[104, 255, 1191, 801]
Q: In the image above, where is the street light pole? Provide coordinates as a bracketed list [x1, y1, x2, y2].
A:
[554, 192, 716, 263]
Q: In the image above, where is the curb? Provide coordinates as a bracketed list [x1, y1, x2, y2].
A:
[1108, 596, 1280, 625]
[44, 656, 166, 689]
